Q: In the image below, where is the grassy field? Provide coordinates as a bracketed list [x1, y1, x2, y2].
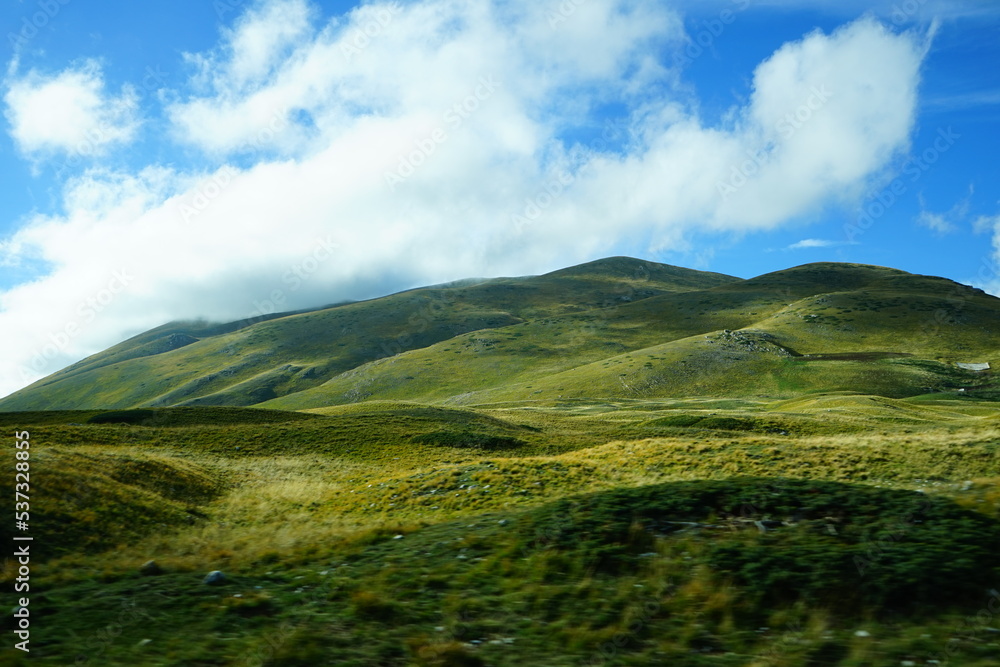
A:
[2, 397, 999, 666]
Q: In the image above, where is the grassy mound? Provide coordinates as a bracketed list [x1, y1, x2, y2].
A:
[643, 414, 785, 433]
[410, 430, 526, 451]
[516, 478, 1000, 613]
[0, 449, 224, 561]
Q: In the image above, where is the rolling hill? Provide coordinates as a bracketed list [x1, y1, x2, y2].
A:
[2, 257, 997, 411]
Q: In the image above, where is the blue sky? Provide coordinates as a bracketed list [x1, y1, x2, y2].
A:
[1, 0, 999, 397]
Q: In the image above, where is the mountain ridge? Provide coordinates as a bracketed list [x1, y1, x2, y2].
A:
[2, 257, 997, 411]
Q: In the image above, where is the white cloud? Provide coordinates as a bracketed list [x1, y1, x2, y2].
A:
[787, 238, 837, 250]
[974, 213, 1000, 235]
[916, 210, 952, 233]
[924, 89, 1000, 112]
[915, 187, 972, 234]
[166, 0, 680, 156]
[971, 207, 1000, 296]
[693, 0, 1000, 21]
[3, 59, 140, 157]
[977, 231, 1000, 297]
[0, 1, 927, 398]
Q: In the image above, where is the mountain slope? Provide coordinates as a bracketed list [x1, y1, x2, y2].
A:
[3, 258, 998, 411]
[0, 257, 739, 410]
[261, 262, 1000, 409]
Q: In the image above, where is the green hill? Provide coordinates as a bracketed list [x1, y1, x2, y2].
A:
[2, 257, 998, 412]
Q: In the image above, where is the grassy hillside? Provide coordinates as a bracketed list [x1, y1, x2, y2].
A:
[261, 262, 1000, 410]
[0, 257, 738, 411]
[2, 399, 1000, 665]
[4, 258, 998, 412]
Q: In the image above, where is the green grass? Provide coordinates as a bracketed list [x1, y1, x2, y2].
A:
[2, 397, 1000, 665]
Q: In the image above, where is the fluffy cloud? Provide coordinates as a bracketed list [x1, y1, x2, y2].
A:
[167, 0, 677, 155]
[0, 0, 927, 398]
[3, 60, 140, 157]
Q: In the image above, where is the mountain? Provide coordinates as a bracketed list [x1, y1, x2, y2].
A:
[2, 257, 997, 411]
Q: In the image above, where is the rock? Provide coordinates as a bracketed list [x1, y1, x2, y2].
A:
[203, 570, 226, 585]
[140, 560, 163, 576]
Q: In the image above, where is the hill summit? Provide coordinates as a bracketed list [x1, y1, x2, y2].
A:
[2, 257, 997, 411]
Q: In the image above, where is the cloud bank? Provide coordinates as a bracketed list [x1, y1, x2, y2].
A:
[0, 0, 927, 397]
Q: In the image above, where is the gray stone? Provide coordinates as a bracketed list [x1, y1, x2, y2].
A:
[203, 570, 226, 585]
[140, 560, 163, 576]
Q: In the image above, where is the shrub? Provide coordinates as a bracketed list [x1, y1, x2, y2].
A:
[87, 409, 157, 425]
[411, 431, 525, 451]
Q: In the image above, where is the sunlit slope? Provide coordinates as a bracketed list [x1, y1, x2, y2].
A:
[259, 267, 830, 410]
[4, 258, 998, 411]
[448, 333, 989, 404]
[258, 292, 788, 410]
[0, 292, 524, 410]
[751, 281, 999, 358]
[0, 257, 737, 410]
[264, 263, 1000, 409]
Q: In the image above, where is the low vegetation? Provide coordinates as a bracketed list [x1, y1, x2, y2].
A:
[1, 396, 999, 666]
